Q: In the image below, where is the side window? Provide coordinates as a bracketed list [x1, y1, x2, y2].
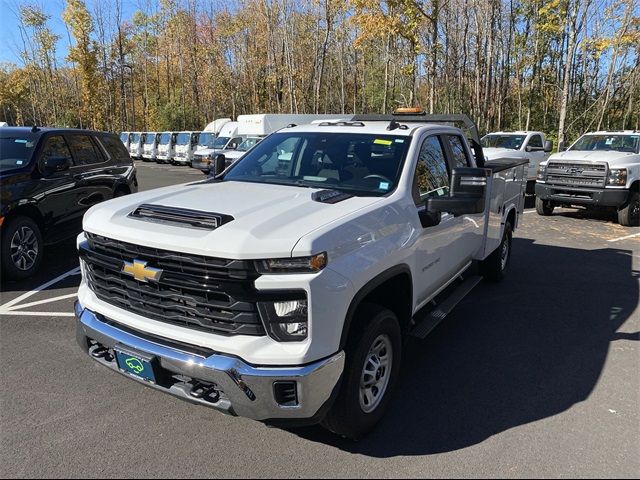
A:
[413, 136, 450, 205]
[97, 135, 130, 164]
[68, 135, 103, 166]
[229, 137, 243, 149]
[446, 135, 470, 169]
[39, 136, 73, 167]
[528, 135, 543, 148]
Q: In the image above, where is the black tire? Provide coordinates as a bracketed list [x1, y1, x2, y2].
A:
[535, 196, 555, 216]
[618, 190, 639, 227]
[321, 304, 402, 440]
[1, 216, 44, 280]
[480, 221, 513, 282]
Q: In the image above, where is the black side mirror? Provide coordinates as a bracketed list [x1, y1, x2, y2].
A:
[43, 156, 71, 175]
[558, 140, 567, 152]
[214, 154, 226, 176]
[423, 168, 488, 223]
[544, 140, 553, 152]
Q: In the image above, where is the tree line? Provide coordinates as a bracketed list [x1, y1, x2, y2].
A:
[0, 0, 638, 147]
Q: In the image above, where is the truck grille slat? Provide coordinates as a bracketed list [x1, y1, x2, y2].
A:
[81, 233, 265, 337]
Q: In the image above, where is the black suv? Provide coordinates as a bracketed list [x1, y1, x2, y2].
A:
[0, 127, 138, 279]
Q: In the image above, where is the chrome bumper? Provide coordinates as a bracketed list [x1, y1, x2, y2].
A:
[75, 302, 344, 423]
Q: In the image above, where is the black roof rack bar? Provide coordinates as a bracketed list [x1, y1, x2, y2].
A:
[317, 121, 365, 127]
[351, 114, 485, 166]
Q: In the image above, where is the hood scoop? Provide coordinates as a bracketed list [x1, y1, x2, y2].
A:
[129, 204, 234, 230]
[311, 189, 354, 204]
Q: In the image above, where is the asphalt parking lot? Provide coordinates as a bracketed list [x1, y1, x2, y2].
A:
[1, 161, 638, 478]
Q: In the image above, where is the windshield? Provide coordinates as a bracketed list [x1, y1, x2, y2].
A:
[212, 136, 230, 149]
[131, 133, 140, 143]
[570, 134, 639, 153]
[120, 133, 129, 143]
[0, 132, 39, 172]
[223, 132, 411, 196]
[144, 134, 156, 145]
[237, 137, 261, 152]
[481, 134, 526, 150]
[198, 132, 215, 147]
[159, 133, 171, 145]
[176, 133, 190, 145]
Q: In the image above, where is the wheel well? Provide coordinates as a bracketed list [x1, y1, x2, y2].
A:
[341, 271, 413, 348]
[2, 205, 44, 231]
[506, 207, 516, 228]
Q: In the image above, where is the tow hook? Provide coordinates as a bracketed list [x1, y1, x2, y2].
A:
[190, 383, 220, 403]
[90, 346, 110, 359]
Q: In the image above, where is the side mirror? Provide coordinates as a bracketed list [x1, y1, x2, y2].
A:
[214, 154, 226, 176]
[43, 156, 71, 175]
[558, 140, 567, 152]
[422, 168, 488, 225]
[544, 140, 553, 152]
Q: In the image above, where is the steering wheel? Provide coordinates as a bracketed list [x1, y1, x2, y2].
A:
[364, 174, 392, 184]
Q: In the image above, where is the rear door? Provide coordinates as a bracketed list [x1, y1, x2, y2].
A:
[66, 133, 114, 211]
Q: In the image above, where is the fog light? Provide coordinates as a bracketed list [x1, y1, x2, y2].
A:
[258, 297, 308, 342]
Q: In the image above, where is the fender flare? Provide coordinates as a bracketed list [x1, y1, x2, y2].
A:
[338, 264, 413, 349]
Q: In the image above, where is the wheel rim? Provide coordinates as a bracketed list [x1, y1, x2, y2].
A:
[359, 334, 393, 414]
[10, 226, 39, 271]
[501, 235, 510, 271]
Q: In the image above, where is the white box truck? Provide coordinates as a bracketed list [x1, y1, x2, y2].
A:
[173, 131, 200, 165]
[75, 111, 527, 440]
[156, 131, 177, 164]
[141, 132, 160, 162]
[194, 118, 233, 160]
[192, 122, 243, 173]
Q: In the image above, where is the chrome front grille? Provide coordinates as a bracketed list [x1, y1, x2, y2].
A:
[546, 161, 607, 188]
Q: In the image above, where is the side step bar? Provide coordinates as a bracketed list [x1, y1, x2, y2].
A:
[410, 275, 483, 339]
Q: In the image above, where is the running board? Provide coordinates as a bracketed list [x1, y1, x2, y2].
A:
[410, 275, 483, 339]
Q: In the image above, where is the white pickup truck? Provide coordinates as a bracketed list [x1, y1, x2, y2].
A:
[482, 131, 553, 193]
[75, 113, 527, 439]
[535, 131, 639, 226]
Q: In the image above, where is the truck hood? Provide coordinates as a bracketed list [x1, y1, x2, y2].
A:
[547, 150, 639, 166]
[483, 147, 523, 159]
[83, 181, 383, 259]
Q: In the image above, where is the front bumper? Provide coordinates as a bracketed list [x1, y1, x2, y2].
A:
[535, 183, 630, 207]
[191, 157, 211, 171]
[75, 301, 345, 423]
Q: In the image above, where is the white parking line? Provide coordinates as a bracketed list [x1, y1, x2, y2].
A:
[1, 311, 75, 317]
[0, 267, 80, 313]
[4, 293, 79, 311]
[524, 209, 536, 214]
[608, 232, 640, 243]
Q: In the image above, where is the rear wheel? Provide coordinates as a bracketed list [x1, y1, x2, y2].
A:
[535, 196, 555, 216]
[1, 216, 44, 280]
[321, 304, 402, 440]
[618, 191, 639, 227]
[480, 221, 512, 282]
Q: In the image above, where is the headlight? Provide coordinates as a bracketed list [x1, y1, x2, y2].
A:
[258, 297, 308, 342]
[256, 253, 327, 274]
[607, 168, 627, 186]
[537, 164, 547, 180]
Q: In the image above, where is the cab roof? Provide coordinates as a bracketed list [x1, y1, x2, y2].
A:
[279, 121, 458, 137]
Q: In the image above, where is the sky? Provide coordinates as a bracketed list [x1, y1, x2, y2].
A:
[0, 0, 138, 65]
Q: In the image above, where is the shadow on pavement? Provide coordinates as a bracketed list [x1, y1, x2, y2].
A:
[291, 239, 639, 456]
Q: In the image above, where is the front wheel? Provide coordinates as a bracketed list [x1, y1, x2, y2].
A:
[618, 191, 639, 227]
[535, 196, 555, 216]
[321, 304, 402, 440]
[1, 216, 44, 280]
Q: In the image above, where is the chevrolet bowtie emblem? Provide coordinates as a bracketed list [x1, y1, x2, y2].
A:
[122, 259, 163, 283]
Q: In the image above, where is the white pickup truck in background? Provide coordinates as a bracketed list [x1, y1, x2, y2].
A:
[482, 131, 553, 193]
[75, 112, 527, 440]
[536, 130, 640, 226]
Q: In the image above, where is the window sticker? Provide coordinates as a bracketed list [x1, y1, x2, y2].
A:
[605, 137, 614, 145]
[395, 139, 405, 143]
[374, 139, 393, 146]
[16, 160, 23, 165]
[15, 139, 27, 144]
[379, 181, 390, 190]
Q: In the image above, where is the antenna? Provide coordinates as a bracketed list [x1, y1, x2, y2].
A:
[31, 125, 40, 133]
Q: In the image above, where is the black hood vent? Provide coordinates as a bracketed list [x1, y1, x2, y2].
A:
[311, 190, 354, 204]
[129, 204, 234, 230]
